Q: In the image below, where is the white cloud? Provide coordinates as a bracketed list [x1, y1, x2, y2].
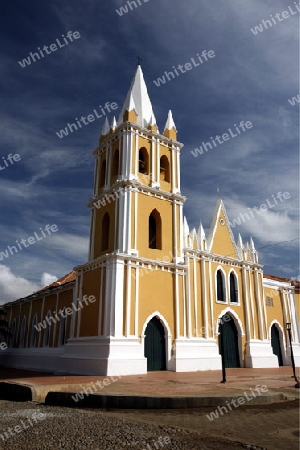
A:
[0, 265, 58, 304]
[41, 273, 58, 287]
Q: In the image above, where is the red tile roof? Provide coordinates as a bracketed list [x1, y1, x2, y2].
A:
[264, 273, 300, 288]
[34, 270, 76, 294]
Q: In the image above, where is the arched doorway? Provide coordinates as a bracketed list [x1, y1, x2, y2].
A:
[218, 315, 240, 368]
[144, 317, 166, 371]
[271, 324, 283, 366]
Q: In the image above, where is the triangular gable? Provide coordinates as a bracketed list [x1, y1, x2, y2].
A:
[207, 199, 239, 259]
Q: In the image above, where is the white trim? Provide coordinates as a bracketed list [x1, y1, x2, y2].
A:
[52, 293, 59, 347]
[193, 257, 198, 337]
[126, 262, 131, 336]
[141, 311, 172, 370]
[216, 308, 244, 367]
[175, 269, 180, 338]
[26, 300, 33, 348]
[215, 307, 245, 336]
[242, 267, 251, 340]
[215, 266, 227, 304]
[269, 320, 287, 350]
[171, 144, 175, 193]
[209, 259, 214, 335]
[76, 274, 83, 337]
[201, 258, 208, 338]
[288, 290, 300, 343]
[70, 277, 79, 338]
[43, 311, 51, 347]
[207, 199, 239, 256]
[260, 273, 268, 339]
[135, 266, 139, 336]
[151, 137, 155, 185]
[38, 297, 45, 348]
[106, 144, 111, 187]
[134, 189, 138, 250]
[248, 270, 256, 339]
[135, 133, 139, 176]
[176, 148, 181, 192]
[141, 311, 172, 337]
[95, 155, 100, 196]
[98, 267, 103, 336]
[58, 308, 67, 347]
[280, 289, 289, 340]
[228, 269, 240, 305]
[253, 269, 264, 340]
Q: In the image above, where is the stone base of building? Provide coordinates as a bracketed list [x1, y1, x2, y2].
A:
[245, 340, 282, 368]
[0, 347, 66, 373]
[286, 343, 300, 368]
[170, 338, 222, 372]
[62, 336, 147, 375]
[0, 337, 148, 376]
[1, 338, 298, 375]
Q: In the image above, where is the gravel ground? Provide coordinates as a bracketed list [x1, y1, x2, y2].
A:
[0, 401, 252, 450]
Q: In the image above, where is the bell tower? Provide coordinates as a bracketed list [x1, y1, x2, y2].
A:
[70, 65, 186, 375]
[89, 65, 185, 263]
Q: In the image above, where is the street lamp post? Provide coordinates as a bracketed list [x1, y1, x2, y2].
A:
[286, 323, 296, 380]
[218, 318, 226, 383]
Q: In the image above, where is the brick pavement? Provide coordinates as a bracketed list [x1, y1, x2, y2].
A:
[0, 366, 299, 402]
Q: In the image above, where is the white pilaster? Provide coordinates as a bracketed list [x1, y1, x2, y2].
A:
[248, 270, 256, 339]
[242, 266, 251, 340]
[76, 274, 83, 338]
[38, 297, 45, 348]
[193, 258, 198, 337]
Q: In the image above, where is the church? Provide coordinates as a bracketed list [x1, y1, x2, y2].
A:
[1, 66, 299, 375]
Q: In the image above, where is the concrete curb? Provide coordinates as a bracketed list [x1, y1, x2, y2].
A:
[0, 382, 32, 402]
[45, 392, 287, 409]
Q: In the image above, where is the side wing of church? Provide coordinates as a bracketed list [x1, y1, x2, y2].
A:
[1, 66, 299, 375]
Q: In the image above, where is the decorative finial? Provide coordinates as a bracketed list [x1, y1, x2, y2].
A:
[137, 56, 142, 67]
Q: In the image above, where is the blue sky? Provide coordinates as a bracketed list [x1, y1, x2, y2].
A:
[0, 0, 299, 303]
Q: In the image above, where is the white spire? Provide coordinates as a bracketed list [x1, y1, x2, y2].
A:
[250, 237, 256, 251]
[237, 233, 244, 249]
[118, 65, 154, 127]
[191, 228, 198, 247]
[197, 221, 206, 250]
[150, 113, 157, 126]
[111, 116, 117, 129]
[197, 221, 206, 240]
[101, 117, 110, 136]
[183, 216, 190, 236]
[128, 93, 136, 112]
[164, 110, 177, 131]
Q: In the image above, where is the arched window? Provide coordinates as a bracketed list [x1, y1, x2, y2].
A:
[9, 319, 16, 348]
[59, 309, 67, 346]
[30, 315, 38, 347]
[101, 213, 110, 251]
[139, 148, 149, 174]
[160, 156, 170, 182]
[149, 210, 162, 249]
[112, 150, 119, 179]
[43, 311, 51, 347]
[230, 272, 238, 303]
[100, 160, 106, 187]
[217, 270, 226, 302]
[19, 317, 26, 348]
